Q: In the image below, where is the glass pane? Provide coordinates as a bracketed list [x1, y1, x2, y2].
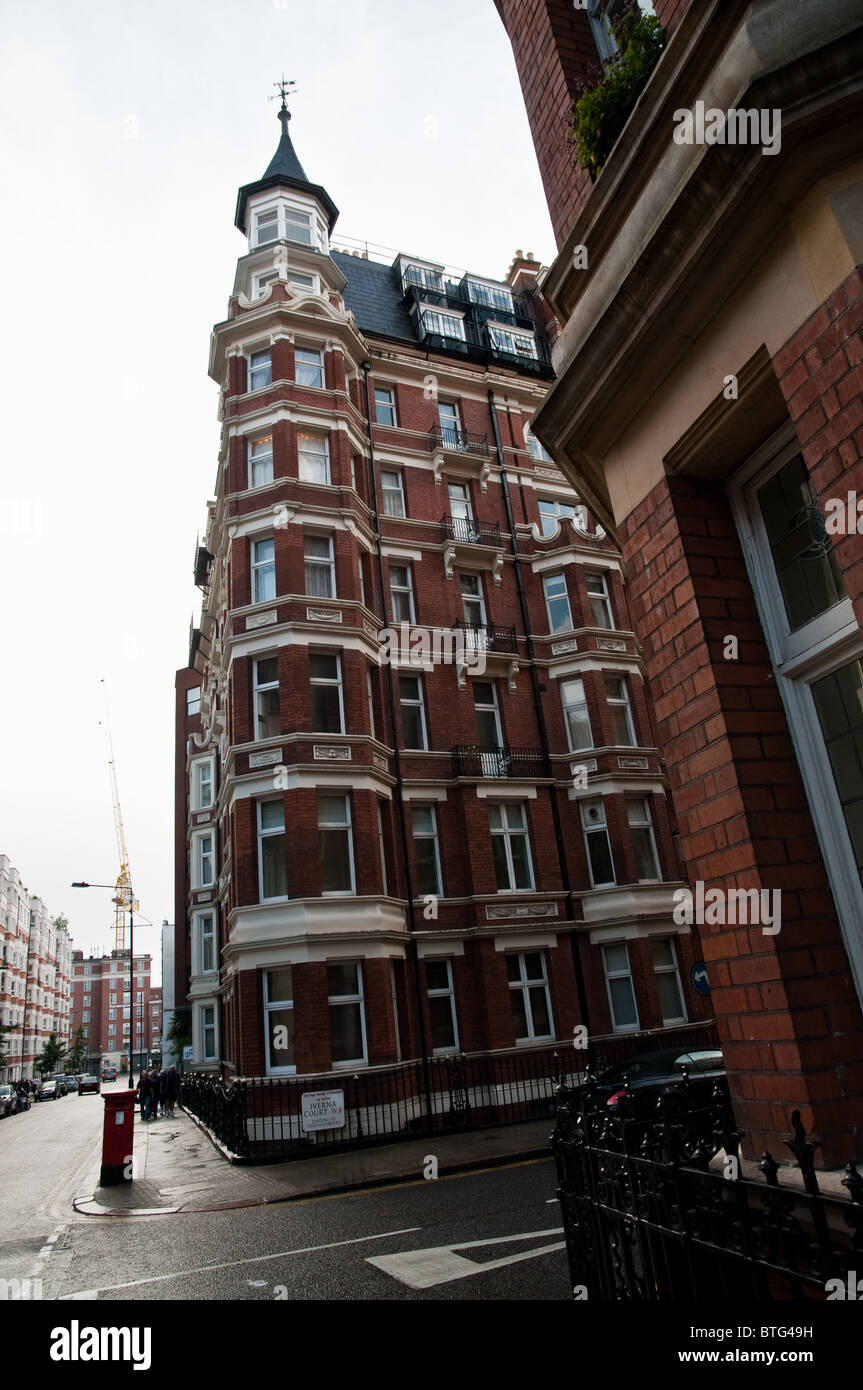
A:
[318, 794, 348, 825]
[487, 803, 503, 830]
[309, 653, 339, 682]
[812, 660, 863, 883]
[523, 952, 544, 981]
[657, 972, 684, 1023]
[402, 706, 424, 749]
[257, 658, 278, 685]
[425, 960, 450, 991]
[330, 1002, 363, 1062]
[509, 989, 529, 1039]
[411, 805, 435, 835]
[266, 967, 293, 1003]
[505, 954, 522, 983]
[415, 839, 439, 895]
[588, 831, 614, 885]
[305, 562, 333, 598]
[311, 685, 342, 733]
[327, 962, 359, 997]
[304, 536, 331, 559]
[609, 976, 638, 1029]
[651, 940, 674, 970]
[610, 707, 634, 746]
[261, 834, 287, 898]
[491, 835, 511, 889]
[633, 827, 658, 879]
[260, 801, 284, 831]
[320, 829, 352, 891]
[268, 1008, 295, 1066]
[257, 689, 280, 738]
[429, 995, 456, 1051]
[509, 834, 532, 889]
[528, 985, 551, 1037]
[757, 454, 844, 631]
[604, 944, 629, 974]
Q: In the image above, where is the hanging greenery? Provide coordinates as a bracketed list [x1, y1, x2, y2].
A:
[567, 2, 666, 179]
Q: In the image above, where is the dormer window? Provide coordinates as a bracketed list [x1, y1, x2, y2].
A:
[403, 263, 444, 293]
[255, 209, 279, 246]
[488, 325, 537, 359]
[420, 309, 466, 343]
[466, 280, 513, 313]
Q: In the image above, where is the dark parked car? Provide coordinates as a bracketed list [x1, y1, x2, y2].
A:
[580, 1048, 727, 1118]
[0, 1084, 18, 1117]
[101, 1066, 117, 1082]
[63, 1074, 78, 1092]
[78, 1075, 101, 1096]
[48, 1074, 68, 1096]
[36, 1079, 60, 1101]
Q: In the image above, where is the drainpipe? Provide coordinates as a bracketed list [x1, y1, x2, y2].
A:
[360, 362, 433, 1111]
[487, 389, 592, 1036]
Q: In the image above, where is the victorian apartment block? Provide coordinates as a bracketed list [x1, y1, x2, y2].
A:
[174, 99, 715, 1085]
[69, 950, 158, 1072]
[0, 855, 72, 1080]
[496, 0, 863, 1163]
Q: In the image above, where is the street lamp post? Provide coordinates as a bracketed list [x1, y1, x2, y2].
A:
[71, 881, 137, 1089]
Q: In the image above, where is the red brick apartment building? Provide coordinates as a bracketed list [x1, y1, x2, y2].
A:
[174, 93, 716, 1089]
[0, 855, 72, 1079]
[69, 949, 157, 1072]
[495, 0, 863, 1163]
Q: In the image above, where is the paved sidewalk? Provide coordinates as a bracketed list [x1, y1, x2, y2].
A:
[72, 1108, 557, 1217]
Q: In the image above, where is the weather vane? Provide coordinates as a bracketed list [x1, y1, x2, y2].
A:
[270, 75, 297, 114]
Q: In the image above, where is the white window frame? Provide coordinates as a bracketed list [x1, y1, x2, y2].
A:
[248, 435, 274, 490]
[257, 799, 288, 902]
[605, 674, 636, 746]
[199, 1003, 218, 1062]
[295, 347, 324, 390]
[421, 309, 466, 342]
[526, 430, 553, 463]
[309, 650, 345, 735]
[412, 804, 443, 898]
[381, 469, 406, 517]
[192, 756, 214, 812]
[304, 533, 336, 598]
[543, 572, 573, 633]
[489, 802, 535, 892]
[506, 952, 554, 1043]
[460, 572, 487, 630]
[377, 801, 388, 896]
[298, 433, 330, 484]
[253, 656, 280, 741]
[264, 967, 296, 1076]
[318, 793, 356, 896]
[488, 324, 538, 359]
[561, 677, 593, 753]
[538, 497, 576, 536]
[730, 426, 863, 1008]
[389, 564, 415, 624]
[254, 208, 279, 247]
[192, 830, 215, 890]
[586, 571, 613, 629]
[186, 687, 201, 716]
[251, 536, 276, 605]
[602, 941, 640, 1033]
[375, 387, 397, 428]
[327, 961, 368, 1068]
[581, 798, 616, 888]
[627, 797, 660, 882]
[197, 910, 217, 976]
[652, 937, 687, 1026]
[399, 675, 428, 750]
[426, 957, 459, 1054]
[466, 279, 514, 313]
[248, 350, 272, 393]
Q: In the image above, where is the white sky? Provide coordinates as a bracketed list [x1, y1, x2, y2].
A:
[0, 0, 555, 970]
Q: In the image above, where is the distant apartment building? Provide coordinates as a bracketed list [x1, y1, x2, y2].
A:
[174, 97, 714, 1079]
[0, 854, 73, 1079]
[69, 949, 156, 1072]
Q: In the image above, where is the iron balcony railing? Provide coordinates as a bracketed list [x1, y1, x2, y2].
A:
[427, 425, 490, 457]
[451, 621, 518, 655]
[439, 516, 501, 546]
[451, 744, 550, 779]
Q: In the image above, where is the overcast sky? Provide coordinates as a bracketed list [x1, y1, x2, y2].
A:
[0, 0, 556, 970]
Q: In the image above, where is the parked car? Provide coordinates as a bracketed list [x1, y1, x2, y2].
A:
[0, 1084, 18, 1117]
[48, 1074, 68, 1096]
[78, 1075, 101, 1096]
[63, 1074, 78, 1092]
[580, 1048, 728, 1117]
[36, 1079, 60, 1101]
[101, 1066, 117, 1082]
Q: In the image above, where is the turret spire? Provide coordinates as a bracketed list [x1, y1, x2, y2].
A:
[234, 76, 339, 235]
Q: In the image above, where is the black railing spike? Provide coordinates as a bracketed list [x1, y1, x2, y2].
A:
[785, 1109, 821, 1196]
[842, 1161, 863, 1204]
[760, 1151, 781, 1187]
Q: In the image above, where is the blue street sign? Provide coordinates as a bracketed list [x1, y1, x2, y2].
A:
[691, 962, 711, 996]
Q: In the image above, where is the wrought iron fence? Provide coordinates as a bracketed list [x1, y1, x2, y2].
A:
[552, 1073, 863, 1301]
[450, 744, 550, 779]
[180, 1022, 717, 1165]
[427, 426, 490, 457]
[451, 621, 518, 654]
[439, 516, 502, 546]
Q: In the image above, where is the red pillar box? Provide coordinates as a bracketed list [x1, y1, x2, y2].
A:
[100, 1089, 137, 1187]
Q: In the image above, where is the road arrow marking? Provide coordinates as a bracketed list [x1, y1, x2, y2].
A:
[367, 1227, 565, 1289]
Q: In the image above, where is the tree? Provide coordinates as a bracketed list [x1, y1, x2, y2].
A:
[567, 1, 665, 178]
[35, 1032, 67, 1077]
[166, 1011, 191, 1070]
[67, 1026, 88, 1072]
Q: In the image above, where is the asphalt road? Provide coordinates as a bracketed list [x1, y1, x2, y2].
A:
[52, 1157, 568, 1301]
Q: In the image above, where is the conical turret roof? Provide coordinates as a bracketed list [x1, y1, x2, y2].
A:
[234, 103, 339, 234]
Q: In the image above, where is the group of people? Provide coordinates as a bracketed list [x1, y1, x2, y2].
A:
[136, 1065, 179, 1121]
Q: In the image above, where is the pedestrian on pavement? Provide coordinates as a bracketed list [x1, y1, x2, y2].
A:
[138, 1068, 152, 1121]
[164, 1066, 179, 1117]
[150, 1068, 161, 1118]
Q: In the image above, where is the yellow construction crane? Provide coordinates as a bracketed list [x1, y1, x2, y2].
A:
[100, 686, 138, 952]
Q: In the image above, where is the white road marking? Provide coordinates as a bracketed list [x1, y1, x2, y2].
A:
[64, 1226, 422, 1298]
[367, 1227, 566, 1290]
